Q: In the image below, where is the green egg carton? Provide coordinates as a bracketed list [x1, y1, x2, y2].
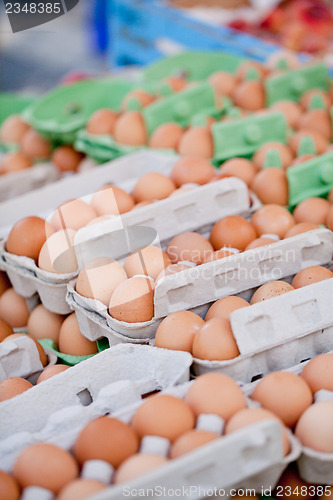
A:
[75, 129, 142, 163]
[39, 338, 108, 367]
[22, 78, 135, 144]
[265, 63, 329, 106]
[190, 97, 233, 127]
[212, 112, 287, 163]
[143, 51, 245, 83]
[287, 152, 333, 207]
[0, 92, 36, 152]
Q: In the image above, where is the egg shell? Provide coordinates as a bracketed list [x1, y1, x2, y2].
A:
[58, 313, 98, 356]
[208, 71, 237, 98]
[178, 127, 214, 159]
[300, 89, 331, 110]
[21, 129, 52, 160]
[166, 232, 213, 265]
[170, 156, 215, 187]
[250, 281, 295, 304]
[295, 401, 333, 452]
[236, 61, 268, 81]
[251, 168, 288, 206]
[0, 115, 30, 144]
[0, 271, 10, 297]
[205, 296, 249, 321]
[251, 371, 313, 428]
[251, 204, 295, 238]
[13, 443, 79, 494]
[38, 229, 78, 274]
[149, 123, 184, 150]
[170, 430, 219, 459]
[74, 416, 139, 467]
[0, 377, 33, 402]
[57, 479, 106, 500]
[114, 111, 147, 146]
[184, 372, 247, 420]
[270, 101, 302, 129]
[219, 158, 256, 187]
[0, 470, 20, 500]
[91, 185, 135, 215]
[164, 76, 187, 93]
[4, 333, 47, 367]
[27, 304, 65, 345]
[0, 152, 32, 175]
[289, 130, 328, 155]
[325, 205, 333, 231]
[6, 216, 54, 261]
[233, 81, 265, 111]
[192, 317, 240, 361]
[155, 310, 204, 353]
[156, 263, 191, 281]
[297, 109, 332, 141]
[131, 394, 195, 442]
[132, 172, 176, 202]
[108, 276, 155, 323]
[291, 266, 333, 289]
[253, 142, 293, 170]
[0, 289, 30, 328]
[293, 197, 330, 225]
[51, 199, 97, 231]
[52, 146, 83, 173]
[245, 237, 277, 250]
[76, 257, 127, 306]
[37, 364, 70, 384]
[210, 215, 257, 251]
[113, 454, 168, 484]
[86, 109, 118, 136]
[121, 90, 155, 110]
[301, 353, 333, 394]
[284, 223, 319, 238]
[202, 249, 234, 263]
[0, 318, 14, 342]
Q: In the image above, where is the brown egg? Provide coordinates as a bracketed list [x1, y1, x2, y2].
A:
[274, 463, 316, 500]
[155, 310, 204, 353]
[27, 304, 65, 345]
[289, 130, 328, 155]
[192, 317, 240, 361]
[76, 257, 127, 306]
[185, 372, 247, 420]
[166, 232, 213, 265]
[114, 454, 168, 484]
[252, 371, 313, 427]
[51, 199, 97, 231]
[293, 197, 330, 225]
[297, 109, 332, 141]
[4, 334, 47, 366]
[0, 271, 10, 297]
[0, 152, 32, 175]
[219, 158, 256, 187]
[38, 229, 78, 274]
[164, 76, 187, 93]
[91, 185, 135, 215]
[0, 289, 30, 328]
[245, 237, 278, 250]
[267, 51, 299, 71]
[58, 313, 97, 356]
[284, 222, 319, 238]
[205, 296, 249, 321]
[209, 71, 237, 98]
[132, 172, 176, 202]
[253, 142, 293, 170]
[124, 246, 171, 281]
[171, 156, 215, 187]
[6, 216, 54, 261]
[74, 416, 139, 467]
[300, 89, 331, 110]
[14, 443, 79, 494]
[109, 276, 155, 323]
[0, 470, 20, 500]
[291, 154, 315, 166]
[251, 168, 288, 205]
[270, 101, 302, 129]
[328, 188, 333, 204]
[114, 111, 147, 146]
[37, 364, 70, 384]
[170, 430, 219, 459]
[233, 81, 265, 111]
[0, 318, 14, 342]
[0, 377, 33, 402]
[86, 109, 118, 136]
[225, 408, 290, 456]
[295, 401, 333, 452]
[210, 216, 257, 251]
[291, 266, 333, 289]
[21, 129, 52, 160]
[156, 263, 192, 281]
[251, 204, 295, 238]
[301, 353, 333, 394]
[52, 146, 83, 173]
[250, 281, 295, 304]
[132, 200, 155, 210]
[57, 479, 106, 500]
[121, 90, 155, 110]
[178, 127, 214, 159]
[0, 114, 30, 144]
[236, 61, 268, 81]
[325, 205, 333, 230]
[132, 394, 195, 442]
[202, 249, 235, 263]
[149, 123, 184, 150]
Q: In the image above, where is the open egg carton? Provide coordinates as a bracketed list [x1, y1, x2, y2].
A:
[0, 344, 192, 472]
[67, 227, 333, 345]
[0, 150, 253, 315]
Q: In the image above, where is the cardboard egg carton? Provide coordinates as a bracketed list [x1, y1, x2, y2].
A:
[0, 344, 192, 471]
[66, 228, 333, 344]
[0, 152, 252, 314]
[0, 335, 57, 384]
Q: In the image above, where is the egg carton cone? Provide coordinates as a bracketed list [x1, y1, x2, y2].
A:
[0, 163, 60, 203]
[193, 274, 333, 383]
[0, 335, 57, 383]
[67, 228, 333, 344]
[0, 344, 192, 471]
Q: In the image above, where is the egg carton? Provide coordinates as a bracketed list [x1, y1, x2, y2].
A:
[0, 162, 60, 204]
[0, 151, 253, 314]
[0, 335, 57, 384]
[0, 344, 192, 471]
[66, 228, 333, 344]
